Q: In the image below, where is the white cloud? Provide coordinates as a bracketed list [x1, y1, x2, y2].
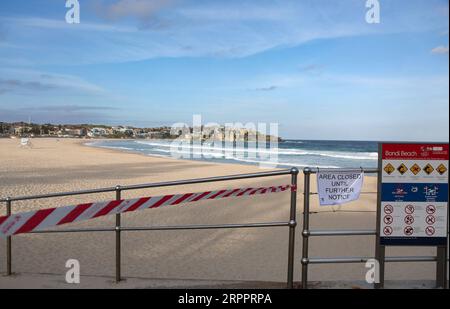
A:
[248, 72, 449, 93]
[0, 0, 449, 65]
[431, 46, 449, 54]
[0, 69, 105, 95]
[95, 0, 173, 20]
[4, 17, 135, 33]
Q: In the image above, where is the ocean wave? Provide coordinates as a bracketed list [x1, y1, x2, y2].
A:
[135, 140, 378, 160]
[225, 157, 340, 169]
[136, 145, 341, 168]
[145, 149, 340, 169]
[86, 140, 377, 169]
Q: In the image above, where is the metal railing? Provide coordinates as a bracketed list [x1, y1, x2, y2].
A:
[300, 167, 449, 289]
[2, 166, 448, 288]
[1, 168, 299, 288]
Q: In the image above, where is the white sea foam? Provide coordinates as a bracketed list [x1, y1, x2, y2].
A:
[87, 139, 378, 169]
[135, 140, 378, 160]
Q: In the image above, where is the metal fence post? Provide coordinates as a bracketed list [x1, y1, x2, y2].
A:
[287, 167, 299, 289]
[375, 145, 385, 289]
[6, 198, 12, 276]
[301, 168, 311, 289]
[115, 186, 122, 283]
[436, 246, 447, 288]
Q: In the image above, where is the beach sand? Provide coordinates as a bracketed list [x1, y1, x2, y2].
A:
[0, 138, 438, 288]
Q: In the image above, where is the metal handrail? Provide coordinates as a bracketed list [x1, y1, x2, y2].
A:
[1, 168, 299, 288]
[307, 230, 376, 237]
[300, 167, 449, 289]
[29, 222, 291, 234]
[307, 256, 438, 264]
[305, 167, 379, 174]
[0, 169, 292, 203]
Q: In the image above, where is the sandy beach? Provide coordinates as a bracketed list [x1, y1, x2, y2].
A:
[0, 138, 437, 287]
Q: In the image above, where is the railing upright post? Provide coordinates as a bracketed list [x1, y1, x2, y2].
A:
[115, 186, 122, 283]
[436, 246, 447, 289]
[301, 168, 311, 289]
[287, 167, 299, 289]
[6, 198, 12, 276]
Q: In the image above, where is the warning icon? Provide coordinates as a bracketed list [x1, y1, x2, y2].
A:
[397, 163, 408, 175]
[426, 215, 436, 225]
[383, 226, 393, 236]
[404, 215, 414, 225]
[384, 163, 395, 175]
[437, 164, 447, 175]
[384, 204, 394, 215]
[410, 164, 421, 175]
[384, 215, 394, 225]
[426, 205, 436, 214]
[425, 226, 435, 236]
[424, 164, 434, 175]
[404, 226, 414, 236]
[405, 204, 415, 215]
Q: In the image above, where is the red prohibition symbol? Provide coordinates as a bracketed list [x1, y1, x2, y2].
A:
[404, 226, 414, 236]
[426, 205, 436, 215]
[426, 215, 436, 225]
[383, 226, 393, 236]
[384, 204, 394, 214]
[404, 215, 414, 225]
[405, 205, 415, 215]
[384, 215, 394, 225]
[425, 226, 435, 236]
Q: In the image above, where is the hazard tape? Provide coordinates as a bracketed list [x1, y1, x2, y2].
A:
[0, 185, 291, 237]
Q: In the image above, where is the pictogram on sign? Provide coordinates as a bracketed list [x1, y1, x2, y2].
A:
[423, 164, 434, 175]
[397, 163, 408, 175]
[384, 215, 393, 225]
[404, 204, 415, 215]
[383, 226, 393, 236]
[437, 164, 447, 175]
[384, 163, 395, 175]
[404, 226, 414, 236]
[410, 164, 421, 175]
[384, 204, 394, 214]
[404, 215, 414, 225]
[426, 205, 436, 215]
[425, 226, 435, 236]
[426, 215, 436, 225]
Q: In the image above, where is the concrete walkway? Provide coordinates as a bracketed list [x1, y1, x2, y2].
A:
[0, 273, 441, 289]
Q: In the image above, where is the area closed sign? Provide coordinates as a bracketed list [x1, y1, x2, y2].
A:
[317, 171, 364, 206]
[379, 143, 449, 246]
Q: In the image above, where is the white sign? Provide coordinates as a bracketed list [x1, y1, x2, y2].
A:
[379, 143, 449, 246]
[317, 171, 364, 206]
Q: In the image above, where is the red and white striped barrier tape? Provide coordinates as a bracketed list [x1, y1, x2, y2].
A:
[0, 185, 291, 237]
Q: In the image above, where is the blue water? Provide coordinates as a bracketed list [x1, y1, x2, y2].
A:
[86, 139, 379, 169]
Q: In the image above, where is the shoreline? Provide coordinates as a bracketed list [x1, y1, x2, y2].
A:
[83, 139, 290, 171]
[82, 138, 283, 173]
[84, 139, 379, 172]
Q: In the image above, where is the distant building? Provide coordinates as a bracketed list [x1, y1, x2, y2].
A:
[63, 128, 87, 137]
[88, 128, 108, 137]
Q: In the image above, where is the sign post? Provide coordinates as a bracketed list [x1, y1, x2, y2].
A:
[376, 143, 449, 288]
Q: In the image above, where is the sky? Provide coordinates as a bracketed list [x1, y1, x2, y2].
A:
[0, 0, 448, 141]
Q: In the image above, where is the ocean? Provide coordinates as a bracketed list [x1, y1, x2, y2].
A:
[86, 139, 379, 169]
